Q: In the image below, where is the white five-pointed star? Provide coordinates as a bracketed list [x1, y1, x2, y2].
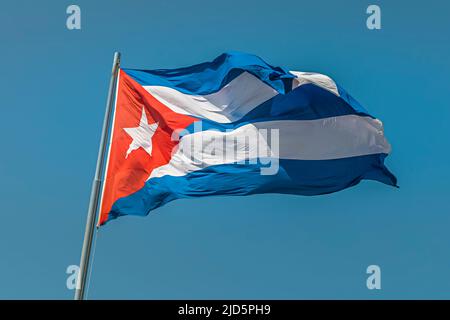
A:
[123, 108, 159, 158]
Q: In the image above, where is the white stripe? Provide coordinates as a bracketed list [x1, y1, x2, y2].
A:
[144, 70, 341, 124]
[143, 72, 278, 123]
[290, 71, 339, 96]
[148, 115, 391, 180]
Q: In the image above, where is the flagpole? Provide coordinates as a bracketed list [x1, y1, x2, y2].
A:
[75, 52, 121, 300]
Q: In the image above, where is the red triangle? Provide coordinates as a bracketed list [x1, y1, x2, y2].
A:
[98, 69, 197, 226]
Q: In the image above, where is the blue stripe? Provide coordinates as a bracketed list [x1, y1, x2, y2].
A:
[124, 51, 374, 131]
[123, 51, 294, 95]
[182, 83, 372, 134]
[106, 154, 397, 223]
[336, 84, 373, 118]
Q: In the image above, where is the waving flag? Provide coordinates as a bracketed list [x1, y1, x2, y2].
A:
[97, 52, 396, 226]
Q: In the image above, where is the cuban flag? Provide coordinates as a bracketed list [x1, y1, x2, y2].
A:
[97, 52, 397, 226]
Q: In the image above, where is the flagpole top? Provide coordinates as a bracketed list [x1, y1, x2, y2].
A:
[111, 52, 121, 73]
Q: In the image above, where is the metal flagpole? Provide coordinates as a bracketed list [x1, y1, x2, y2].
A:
[75, 52, 121, 300]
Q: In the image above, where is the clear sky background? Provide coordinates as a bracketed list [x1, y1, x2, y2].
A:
[1, 0, 449, 299]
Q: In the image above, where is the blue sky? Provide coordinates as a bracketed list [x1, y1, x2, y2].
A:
[1, 0, 449, 299]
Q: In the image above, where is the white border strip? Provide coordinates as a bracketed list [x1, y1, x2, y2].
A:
[97, 70, 121, 226]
